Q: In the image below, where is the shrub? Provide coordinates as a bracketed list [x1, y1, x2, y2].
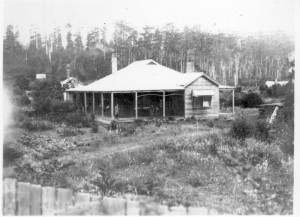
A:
[109, 120, 118, 130]
[90, 164, 117, 197]
[134, 119, 144, 127]
[48, 100, 77, 122]
[155, 119, 163, 127]
[21, 119, 54, 131]
[186, 171, 207, 187]
[274, 122, 294, 156]
[206, 120, 214, 128]
[51, 99, 75, 114]
[254, 120, 269, 141]
[65, 111, 90, 127]
[34, 97, 52, 114]
[185, 116, 196, 123]
[230, 117, 254, 141]
[228, 92, 244, 107]
[241, 92, 263, 108]
[110, 152, 131, 169]
[119, 123, 136, 136]
[30, 78, 64, 114]
[270, 84, 287, 97]
[235, 86, 242, 93]
[13, 93, 31, 106]
[243, 138, 283, 169]
[12, 109, 27, 123]
[129, 147, 156, 166]
[3, 142, 24, 166]
[91, 122, 98, 133]
[282, 84, 294, 122]
[56, 127, 85, 137]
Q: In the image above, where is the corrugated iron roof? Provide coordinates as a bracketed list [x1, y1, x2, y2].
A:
[67, 59, 218, 92]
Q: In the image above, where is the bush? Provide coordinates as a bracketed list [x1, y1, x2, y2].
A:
[51, 99, 75, 114]
[56, 127, 85, 137]
[110, 152, 131, 169]
[274, 122, 294, 156]
[206, 120, 214, 128]
[230, 117, 254, 141]
[30, 78, 64, 114]
[90, 163, 117, 197]
[228, 92, 245, 107]
[129, 147, 156, 166]
[134, 119, 144, 127]
[109, 120, 118, 130]
[119, 123, 136, 136]
[186, 171, 207, 187]
[254, 120, 269, 141]
[241, 92, 263, 108]
[282, 84, 294, 122]
[91, 123, 98, 133]
[48, 100, 77, 122]
[34, 97, 52, 114]
[185, 116, 196, 123]
[243, 138, 283, 168]
[65, 111, 90, 127]
[270, 84, 287, 97]
[230, 117, 270, 142]
[263, 84, 288, 98]
[235, 86, 242, 93]
[21, 119, 54, 131]
[12, 109, 26, 123]
[3, 142, 24, 166]
[13, 93, 30, 106]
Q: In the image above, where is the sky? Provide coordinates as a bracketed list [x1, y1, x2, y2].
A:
[3, 0, 296, 46]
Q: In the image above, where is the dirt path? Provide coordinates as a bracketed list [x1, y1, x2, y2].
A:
[61, 125, 218, 162]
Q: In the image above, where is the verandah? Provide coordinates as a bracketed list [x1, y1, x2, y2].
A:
[67, 90, 185, 120]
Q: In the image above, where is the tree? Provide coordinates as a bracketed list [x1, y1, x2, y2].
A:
[112, 21, 138, 68]
[3, 25, 22, 55]
[66, 24, 74, 52]
[74, 33, 84, 52]
[30, 78, 64, 114]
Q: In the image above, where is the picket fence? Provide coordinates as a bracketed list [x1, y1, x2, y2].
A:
[2, 178, 219, 215]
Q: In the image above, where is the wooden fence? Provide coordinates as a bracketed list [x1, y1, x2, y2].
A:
[2, 178, 219, 215]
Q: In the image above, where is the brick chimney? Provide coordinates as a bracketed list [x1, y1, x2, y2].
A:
[111, 53, 118, 74]
[186, 48, 195, 73]
[66, 64, 71, 78]
[186, 61, 195, 73]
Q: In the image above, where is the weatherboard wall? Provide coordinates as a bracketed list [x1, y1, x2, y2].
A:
[184, 76, 219, 118]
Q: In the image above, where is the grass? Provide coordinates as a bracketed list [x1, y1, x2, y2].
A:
[3, 107, 293, 214]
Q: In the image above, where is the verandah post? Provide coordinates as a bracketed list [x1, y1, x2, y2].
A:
[135, 92, 138, 119]
[101, 92, 104, 117]
[111, 92, 114, 119]
[84, 92, 87, 113]
[232, 89, 235, 114]
[163, 91, 166, 117]
[92, 92, 95, 114]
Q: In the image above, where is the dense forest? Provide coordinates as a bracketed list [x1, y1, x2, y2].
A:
[3, 21, 294, 90]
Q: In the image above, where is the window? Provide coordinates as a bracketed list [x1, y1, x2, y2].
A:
[193, 96, 212, 109]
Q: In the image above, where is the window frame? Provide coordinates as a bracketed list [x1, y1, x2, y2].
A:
[192, 95, 212, 109]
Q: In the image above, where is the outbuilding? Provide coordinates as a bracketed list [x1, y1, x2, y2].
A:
[66, 55, 234, 121]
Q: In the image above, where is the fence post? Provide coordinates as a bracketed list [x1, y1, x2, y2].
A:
[17, 182, 31, 215]
[3, 178, 17, 215]
[30, 184, 42, 215]
[57, 188, 73, 211]
[74, 192, 90, 204]
[42, 186, 56, 215]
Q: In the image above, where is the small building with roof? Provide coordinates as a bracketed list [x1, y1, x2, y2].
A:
[66, 55, 234, 121]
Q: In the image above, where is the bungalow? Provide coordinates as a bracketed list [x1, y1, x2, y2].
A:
[66, 54, 234, 121]
[265, 80, 289, 88]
